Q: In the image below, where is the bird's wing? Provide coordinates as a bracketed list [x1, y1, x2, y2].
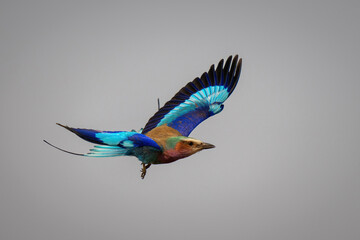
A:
[44, 123, 161, 157]
[142, 55, 242, 136]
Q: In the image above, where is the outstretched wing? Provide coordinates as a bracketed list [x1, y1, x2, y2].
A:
[142, 55, 242, 136]
[44, 123, 161, 158]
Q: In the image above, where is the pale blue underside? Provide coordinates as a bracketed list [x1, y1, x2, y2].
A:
[157, 86, 229, 127]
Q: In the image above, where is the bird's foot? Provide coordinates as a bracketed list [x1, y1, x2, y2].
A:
[140, 163, 151, 179]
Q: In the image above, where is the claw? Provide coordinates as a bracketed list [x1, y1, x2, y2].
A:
[140, 163, 152, 179]
[141, 163, 151, 179]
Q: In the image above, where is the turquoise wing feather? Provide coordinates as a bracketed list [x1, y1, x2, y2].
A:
[142, 55, 242, 136]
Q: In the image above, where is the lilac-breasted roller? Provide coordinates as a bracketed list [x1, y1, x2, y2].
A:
[44, 55, 242, 178]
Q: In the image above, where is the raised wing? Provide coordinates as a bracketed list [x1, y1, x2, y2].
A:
[142, 55, 242, 136]
[44, 123, 161, 158]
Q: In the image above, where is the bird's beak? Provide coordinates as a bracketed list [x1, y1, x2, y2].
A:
[201, 142, 215, 149]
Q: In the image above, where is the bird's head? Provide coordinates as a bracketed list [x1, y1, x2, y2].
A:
[166, 136, 215, 158]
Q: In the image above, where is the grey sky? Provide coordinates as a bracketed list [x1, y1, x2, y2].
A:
[1, 1, 359, 240]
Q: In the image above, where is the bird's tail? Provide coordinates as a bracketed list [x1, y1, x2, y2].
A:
[44, 123, 161, 157]
[43, 140, 128, 157]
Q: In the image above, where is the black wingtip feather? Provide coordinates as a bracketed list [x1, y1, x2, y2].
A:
[200, 72, 210, 87]
[193, 77, 205, 89]
[208, 64, 216, 85]
[228, 57, 242, 96]
[227, 55, 238, 88]
[223, 56, 233, 86]
[216, 59, 224, 85]
[185, 82, 198, 93]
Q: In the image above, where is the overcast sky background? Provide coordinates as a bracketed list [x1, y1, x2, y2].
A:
[1, 1, 359, 240]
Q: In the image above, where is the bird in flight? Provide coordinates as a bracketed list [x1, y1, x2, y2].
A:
[44, 55, 242, 179]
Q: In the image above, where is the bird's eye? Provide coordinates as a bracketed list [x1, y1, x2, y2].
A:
[188, 141, 193, 146]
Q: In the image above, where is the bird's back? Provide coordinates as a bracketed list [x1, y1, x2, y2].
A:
[144, 125, 182, 150]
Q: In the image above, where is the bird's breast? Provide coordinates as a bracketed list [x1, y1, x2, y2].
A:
[155, 149, 189, 164]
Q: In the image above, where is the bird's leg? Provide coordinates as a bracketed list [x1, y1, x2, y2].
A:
[141, 163, 146, 179]
[141, 163, 151, 179]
